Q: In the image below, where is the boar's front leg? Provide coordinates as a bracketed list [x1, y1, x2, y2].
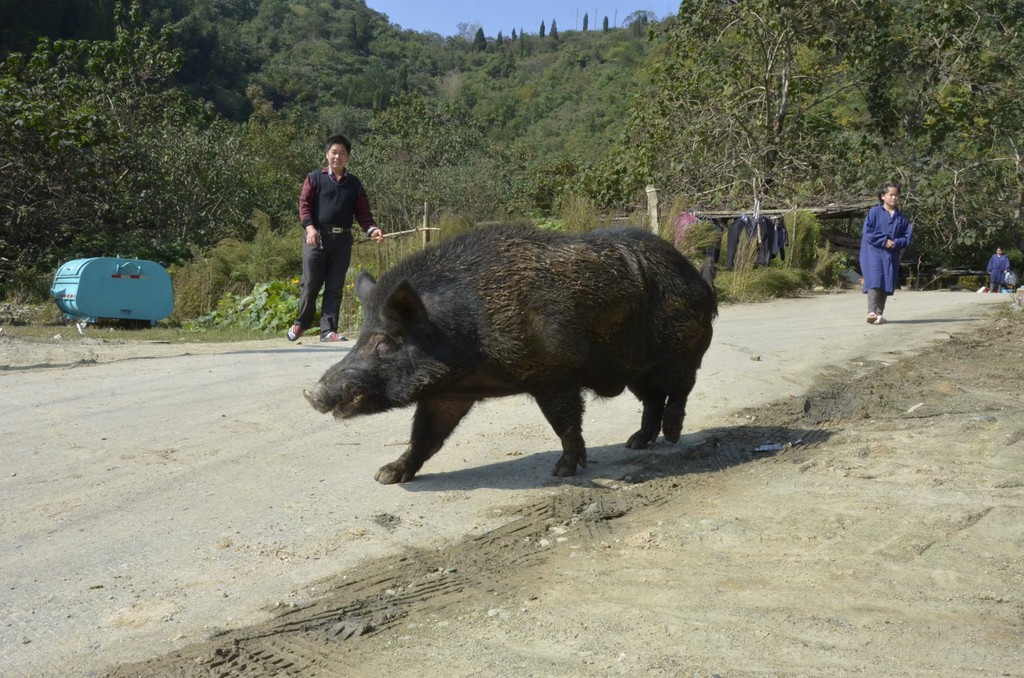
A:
[660, 368, 698, 444]
[625, 381, 666, 449]
[375, 398, 475, 484]
[625, 367, 698, 448]
[533, 389, 587, 477]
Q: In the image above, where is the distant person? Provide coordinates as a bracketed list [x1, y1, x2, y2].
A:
[986, 246, 1010, 292]
[860, 181, 912, 325]
[288, 134, 385, 343]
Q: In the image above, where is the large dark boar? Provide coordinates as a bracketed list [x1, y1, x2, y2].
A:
[303, 223, 716, 484]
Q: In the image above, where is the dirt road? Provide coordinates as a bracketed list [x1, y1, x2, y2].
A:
[2, 290, 1021, 677]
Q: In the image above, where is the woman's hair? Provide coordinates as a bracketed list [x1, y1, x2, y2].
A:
[878, 181, 900, 201]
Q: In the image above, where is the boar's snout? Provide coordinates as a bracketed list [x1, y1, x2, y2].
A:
[303, 378, 370, 419]
[303, 384, 333, 414]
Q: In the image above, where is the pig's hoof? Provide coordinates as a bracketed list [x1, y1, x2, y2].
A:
[551, 452, 585, 477]
[551, 462, 578, 477]
[375, 462, 411, 484]
[625, 430, 655, 449]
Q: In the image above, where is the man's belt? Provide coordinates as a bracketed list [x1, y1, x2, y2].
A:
[318, 225, 350, 234]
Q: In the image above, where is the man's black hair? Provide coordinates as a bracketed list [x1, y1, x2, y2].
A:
[325, 134, 351, 154]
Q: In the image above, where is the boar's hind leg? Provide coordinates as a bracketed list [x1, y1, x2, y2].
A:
[375, 398, 475, 485]
[534, 390, 587, 477]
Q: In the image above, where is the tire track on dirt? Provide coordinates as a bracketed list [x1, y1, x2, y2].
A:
[105, 417, 838, 678]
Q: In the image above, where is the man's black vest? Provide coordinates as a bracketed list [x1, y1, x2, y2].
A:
[307, 170, 363, 228]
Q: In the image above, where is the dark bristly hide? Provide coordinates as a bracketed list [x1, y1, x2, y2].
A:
[304, 223, 717, 484]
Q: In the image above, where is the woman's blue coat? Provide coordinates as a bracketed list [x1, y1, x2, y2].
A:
[987, 253, 1010, 284]
[860, 204, 912, 294]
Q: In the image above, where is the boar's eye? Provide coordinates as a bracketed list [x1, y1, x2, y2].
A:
[374, 336, 399, 358]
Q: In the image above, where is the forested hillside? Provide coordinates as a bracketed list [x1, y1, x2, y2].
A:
[2, 0, 1023, 300]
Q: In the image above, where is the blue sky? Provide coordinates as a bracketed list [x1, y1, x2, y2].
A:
[364, 1, 679, 38]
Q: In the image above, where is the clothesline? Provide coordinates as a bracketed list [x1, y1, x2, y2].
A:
[690, 199, 877, 223]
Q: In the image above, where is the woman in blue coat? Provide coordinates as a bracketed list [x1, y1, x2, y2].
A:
[861, 182, 912, 324]
[986, 246, 1010, 292]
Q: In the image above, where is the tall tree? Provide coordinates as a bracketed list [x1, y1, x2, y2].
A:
[625, 10, 655, 38]
[857, 0, 1024, 259]
[0, 1, 257, 293]
[624, 0, 872, 207]
[623, 0, 1024, 267]
[457, 21, 481, 41]
[361, 94, 504, 225]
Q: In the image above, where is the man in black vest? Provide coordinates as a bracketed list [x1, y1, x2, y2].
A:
[288, 134, 385, 342]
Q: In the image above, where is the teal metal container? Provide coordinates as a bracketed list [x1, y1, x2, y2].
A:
[51, 257, 174, 325]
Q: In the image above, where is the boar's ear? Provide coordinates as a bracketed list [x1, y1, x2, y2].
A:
[354, 271, 376, 306]
[382, 280, 429, 330]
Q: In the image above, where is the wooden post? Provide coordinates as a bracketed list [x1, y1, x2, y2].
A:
[422, 202, 429, 248]
[646, 185, 660, 234]
[788, 211, 796, 269]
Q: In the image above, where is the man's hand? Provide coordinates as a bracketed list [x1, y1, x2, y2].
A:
[305, 225, 320, 247]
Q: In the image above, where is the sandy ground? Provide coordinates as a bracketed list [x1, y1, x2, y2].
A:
[2, 289, 1023, 677]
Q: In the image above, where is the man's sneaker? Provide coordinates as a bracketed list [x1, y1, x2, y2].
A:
[873, 315, 887, 325]
[286, 324, 303, 341]
[321, 331, 346, 342]
[866, 312, 877, 324]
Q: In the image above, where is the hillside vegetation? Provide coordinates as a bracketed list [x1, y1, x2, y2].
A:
[2, 0, 1023, 304]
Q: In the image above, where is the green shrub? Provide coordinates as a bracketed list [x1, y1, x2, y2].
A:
[1, 271, 54, 305]
[782, 211, 852, 288]
[674, 219, 719, 259]
[208, 212, 302, 292]
[708, 226, 810, 302]
[812, 245, 849, 288]
[188, 279, 300, 334]
[714, 267, 809, 303]
[785, 211, 821, 271]
[168, 259, 219, 324]
[557, 194, 608, 233]
[170, 211, 302, 323]
[434, 214, 477, 243]
[657, 193, 695, 244]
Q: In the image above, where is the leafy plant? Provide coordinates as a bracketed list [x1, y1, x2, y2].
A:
[189, 279, 300, 334]
[5, 0, 1024, 309]
[0, 2, 260, 297]
[169, 212, 303, 322]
